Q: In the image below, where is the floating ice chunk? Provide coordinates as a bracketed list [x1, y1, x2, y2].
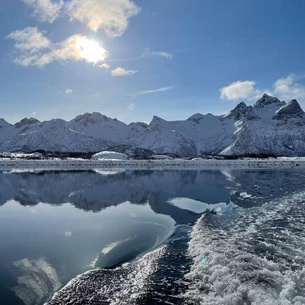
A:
[168, 198, 210, 213]
[239, 192, 252, 198]
[91, 151, 129, 160]
[211, 201, 235, 215]
[93, 169, 126, 176]
[168, 197, 235, 215]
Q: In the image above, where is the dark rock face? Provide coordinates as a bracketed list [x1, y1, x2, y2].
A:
[274, 99, 305, 120]
[225, 102, 259, 121]
[14, 117, 40, 128]
[253, 93, 285, 108]
[226, 102, 249, 120]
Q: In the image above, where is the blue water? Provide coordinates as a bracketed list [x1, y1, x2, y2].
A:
[0, 169, 304, 305]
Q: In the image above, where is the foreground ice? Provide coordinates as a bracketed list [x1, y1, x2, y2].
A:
[1, 158, 305, 170]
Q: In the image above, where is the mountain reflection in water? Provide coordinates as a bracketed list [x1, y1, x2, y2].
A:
[0, 169, 304, 305]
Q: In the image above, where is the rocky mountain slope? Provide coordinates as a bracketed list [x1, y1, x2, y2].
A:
[1, 94, 305, 156]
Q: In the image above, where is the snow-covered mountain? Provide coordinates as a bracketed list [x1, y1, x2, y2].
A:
[1, 94, 305, 156]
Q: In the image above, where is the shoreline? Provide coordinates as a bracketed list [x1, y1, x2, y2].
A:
[0, 158, 305, 170]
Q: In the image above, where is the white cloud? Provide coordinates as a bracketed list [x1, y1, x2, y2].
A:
[100, 63, 110, 69]
[133, 86, 173, 98]
[8, 28, 109, 67]
[273, 74, 305, 102]
[142, 48, 173, 60]
[65, 88, 73, 94]
[67, 0, 140, 37]
[128, 103, 135, 110]
[65, 231, 72, 238]
[111, 67, 137, 76]
[220, 81, 257, 101]
[7, 27, 51, 50]
[22, 0, 63, 23]
[220, 74, 305, 103]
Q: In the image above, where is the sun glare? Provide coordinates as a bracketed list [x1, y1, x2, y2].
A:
[76, 36, 108, 64]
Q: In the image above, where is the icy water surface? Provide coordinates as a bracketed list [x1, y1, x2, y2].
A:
[0, 170, 305, 305]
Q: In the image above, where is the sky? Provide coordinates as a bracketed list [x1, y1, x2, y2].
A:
[2, 0, 305, 124]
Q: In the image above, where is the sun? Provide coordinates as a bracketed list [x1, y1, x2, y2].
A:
[75, 36, 108, 64]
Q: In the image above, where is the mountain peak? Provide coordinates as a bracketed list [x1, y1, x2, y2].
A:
[225, 101, 250, 120]
[14, 117, 40, 128]
[0, 118, 11, 128]
[1, 96, 305, 156]
[149, 115, 168, 127]
[254, 93, 285, 108]
[129, 122, 148, 128]
[187, 113, 205, 123]
[274, 99, 304, 120]
[72, 112, 108, 125]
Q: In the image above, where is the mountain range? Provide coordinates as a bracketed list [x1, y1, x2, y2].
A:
[1, 93, 305, 157]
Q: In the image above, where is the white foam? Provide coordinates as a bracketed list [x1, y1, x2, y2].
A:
[184, 191, 305, 305]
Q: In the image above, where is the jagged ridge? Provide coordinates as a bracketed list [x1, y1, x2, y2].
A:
[0, 94, 305, 156]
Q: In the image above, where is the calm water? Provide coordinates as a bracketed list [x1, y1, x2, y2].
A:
[0, 170, 305, 305]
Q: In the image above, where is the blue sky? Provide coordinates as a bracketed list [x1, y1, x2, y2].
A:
[1, 0, 305, 124]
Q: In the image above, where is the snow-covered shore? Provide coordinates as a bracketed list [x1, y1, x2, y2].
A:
[0, 158, 305, 170]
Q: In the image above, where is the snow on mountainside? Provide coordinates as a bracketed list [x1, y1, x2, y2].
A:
[1, 94, 305, 156]
[221, 94, 305, 156]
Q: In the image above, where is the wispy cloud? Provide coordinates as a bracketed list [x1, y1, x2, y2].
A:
[220, 74, 305, 103]
[7, 27, 109, 67]
[65, 88, 73, 94]
[111, 67, 137, 76]
[22, 0, 63, 23]
[100, 63, 110, 69]
[110, 48, 173, 63]
[142, 48, 173, 60]
[128, 103, 135, 110]
[273, 74, 305, 102]
[131, 86, 173, 98]
[7, 27, 51, 51]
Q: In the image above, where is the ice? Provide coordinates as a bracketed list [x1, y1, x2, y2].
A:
[239, 191, 252, 198]
[91, 151, 129, 160]
[0, 158, 305, 171]
[93, 169, 126, 175]
[168, 198, 211, 213]
[169, 198, 235, 215]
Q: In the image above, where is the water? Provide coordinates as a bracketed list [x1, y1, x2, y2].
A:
[0, 170, 304, 305]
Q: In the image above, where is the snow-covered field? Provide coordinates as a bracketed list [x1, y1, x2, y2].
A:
[0, 158, 305, 170]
